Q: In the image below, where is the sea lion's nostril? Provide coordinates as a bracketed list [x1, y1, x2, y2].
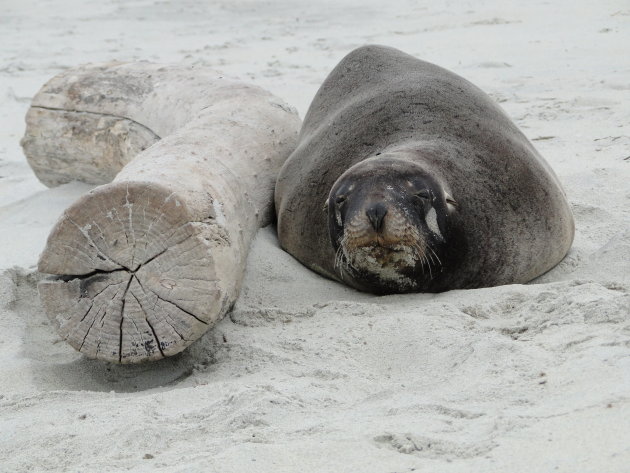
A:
[366, 203, 388, 232]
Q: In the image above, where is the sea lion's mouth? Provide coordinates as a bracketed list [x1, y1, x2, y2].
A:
[339, 242, 419, 290]
[344, 233, 415, 251]
[346, 242, 418, 269]
[359, 242, 405, 256]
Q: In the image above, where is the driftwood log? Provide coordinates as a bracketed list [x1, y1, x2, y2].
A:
[22, 63, 300, 363]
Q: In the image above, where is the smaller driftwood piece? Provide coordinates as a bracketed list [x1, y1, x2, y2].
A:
[23, 63, 300, 363]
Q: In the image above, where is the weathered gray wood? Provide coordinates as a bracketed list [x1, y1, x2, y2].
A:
[22, 107, 160, 187]
[27, 63, 300, 363]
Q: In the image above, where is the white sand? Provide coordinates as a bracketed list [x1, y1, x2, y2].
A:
[1, 0, 629, 471]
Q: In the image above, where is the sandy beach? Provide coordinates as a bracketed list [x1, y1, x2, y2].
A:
[1, 0, 629, 471]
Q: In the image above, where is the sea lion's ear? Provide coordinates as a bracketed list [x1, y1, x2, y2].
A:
[445, 193, 458, 211]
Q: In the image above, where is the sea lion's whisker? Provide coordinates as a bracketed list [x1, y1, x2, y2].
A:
[429, 246, 442, 267]
[334, 244, 344, 270]
[425, 254, 433, 279]
[340, 234, 357, 273]
[426, 250, 435, 266]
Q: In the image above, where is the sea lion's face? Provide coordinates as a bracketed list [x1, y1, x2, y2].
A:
[326, 157, 456, 293]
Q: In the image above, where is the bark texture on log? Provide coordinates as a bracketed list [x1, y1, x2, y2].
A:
[25, 63, 300, 363]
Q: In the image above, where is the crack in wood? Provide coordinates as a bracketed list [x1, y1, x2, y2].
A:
[125, 184, 138, 270]
[30, 105, 161, 141]
[126, 184, 152, 271]
[139, 191, 178, 263]
[128, 288, 165, 358]
[131, 277, 189, 342]
[156, 235, 205, 269]
[110, 206, 130, 247]
[78, 299, 109, 352]
[126, 290, 149, 357]
[118, 275, 134, 363]
[144, 313, 166, 359]
[140, 243, 174, 269]
[133, 276, 208, 326]
[79, 277, 126, 301]
[54, 267, 126, 282]
[66, 216, 130, 271]
[75, 279, 125, 334]
[54, 242, 111, 272]
[139, 220, 202, 269]
[132, 276, 190, 343]
[153, 293, 210, 326]
[77, 300, 95, 323]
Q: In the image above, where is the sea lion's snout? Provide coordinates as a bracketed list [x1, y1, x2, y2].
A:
[365, 203, 388, 232]
[344, 197, 416, 249]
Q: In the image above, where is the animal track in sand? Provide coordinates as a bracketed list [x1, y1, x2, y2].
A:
[374, 432, 495, 459]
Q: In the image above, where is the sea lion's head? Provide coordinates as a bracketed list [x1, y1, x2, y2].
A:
[326, 156, 457, 293]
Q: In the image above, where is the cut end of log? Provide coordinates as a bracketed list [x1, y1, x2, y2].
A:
[38, 181, 230, 363]
[21, 106, 161, 188]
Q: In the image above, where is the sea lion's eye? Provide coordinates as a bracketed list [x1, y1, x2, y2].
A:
[335, 195, 347, 206]
[414, 190, 431, 201]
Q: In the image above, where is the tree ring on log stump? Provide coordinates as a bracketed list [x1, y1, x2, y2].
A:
[38, 181, 227, 363]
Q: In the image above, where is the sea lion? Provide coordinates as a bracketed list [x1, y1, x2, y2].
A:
[275, 45, 574, 294]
